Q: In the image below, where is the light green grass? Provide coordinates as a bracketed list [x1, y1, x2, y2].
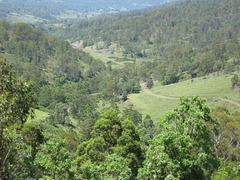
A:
[28, 109, 81, 137]
[152, 74, 239, 101]
[88, 52, 124, 68]
[121, 74, 240, 124]
[7, 13, 44, 23]
[120, 93, 179, 123]
[28, 109, 51, 122]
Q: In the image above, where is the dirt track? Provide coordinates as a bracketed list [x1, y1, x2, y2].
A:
[143, 88, 240, 107]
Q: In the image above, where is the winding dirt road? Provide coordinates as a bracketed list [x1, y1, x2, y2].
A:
[143, 88, 240, 107]
[143, 88, 179, 100]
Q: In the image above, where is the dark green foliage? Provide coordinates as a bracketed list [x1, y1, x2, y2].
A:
[58, 132, 79, 153]
[54, 103, 68, 125]
[77, 109, 144, 179]
[64, 81, 100, 140]
[138, 96, 220, 179]
[0, 21, 105, 87]
[231, 74, 239, 89]
[98, 66, 141, 100]
[213, 160, 240, 179]
[121, 92, 128, 102]
[92, 109, 122, 151]
[131, 86, 141, 93]
[115, 119, 145, 178]
[20, 123, 44, 178]
[34, 138, 74, 179]
[140, 114, 158, 145]
[122, 105, 142, 127]
[21, 123, 44, 152]
[0, 58, 36, 179]
[146, 78, 154, 89]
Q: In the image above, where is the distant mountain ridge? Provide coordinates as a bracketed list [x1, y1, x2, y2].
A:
[2, 0, 179, 12]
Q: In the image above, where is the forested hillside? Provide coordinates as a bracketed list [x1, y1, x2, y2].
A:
[57, 0, 240, 85]
[65, 0, 239, 51]
[0, 21, 105, 83]
[0, 0, 240, 179]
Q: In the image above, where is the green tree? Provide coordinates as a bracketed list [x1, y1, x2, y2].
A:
[21, 123, 44, 157]
[91, 108, 122, 153]
[99, 154, 132, 180]
[212, 160, 240, 180]
[77, 161, 100, 180]
[146, 78, 154, 89]
[138, 96, 220, 179]
[231, 74, 239, 89]
[0, 58, 36, 179]
[195, 52, 215, 76]
[20, 123, 44, 178]
[122, 105, 142, 127]
[115, 119, 144, 178]
[77, 109, 144, 178]
[58, 132, 79, 153]
[211, 110, 240, 161]
[54, 103, 68, 125]
[103, 80, 118, 99]
[140, 114, 157, 145]
[34, 138, 74, 179]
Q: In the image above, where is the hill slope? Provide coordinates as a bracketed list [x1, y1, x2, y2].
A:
[60, 0, 240, 87]
[122, 74, 240, 122]
[65, 0, 239, 54]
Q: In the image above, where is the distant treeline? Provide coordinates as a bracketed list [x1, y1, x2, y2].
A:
[1, 0, 178, 12]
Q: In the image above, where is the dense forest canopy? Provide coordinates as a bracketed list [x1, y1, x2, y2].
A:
[0, 0, 240, 179]
[61, 0, 239, 53]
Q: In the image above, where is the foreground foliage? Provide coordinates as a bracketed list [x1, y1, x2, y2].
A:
[0, 58, 36, 179]
[138, 96, 220, 179]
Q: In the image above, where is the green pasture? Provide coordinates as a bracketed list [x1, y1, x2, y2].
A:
[152, 75, 234, 99]
[123, 73, 240, 123]
[7, 13, 44, 23]
[119, 93, 179, 123]
[28, 109, 81, 137]
[28, 109, 50, 123]
[87, 52, 124, 68]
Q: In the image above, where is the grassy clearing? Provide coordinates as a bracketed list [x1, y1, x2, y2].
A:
[28, 109, 81, 137]
[151, 74, 239, 101]
[122, 73, 240, 124]
[28, 109, 51, 123]
[87, 52, 124, 68]
[7, 13, 44, 23]
[120, 93, 179, 123]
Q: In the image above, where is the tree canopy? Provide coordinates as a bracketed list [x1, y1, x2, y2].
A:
[0, 58, 36, 179]
[138, 96, 220, 179]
